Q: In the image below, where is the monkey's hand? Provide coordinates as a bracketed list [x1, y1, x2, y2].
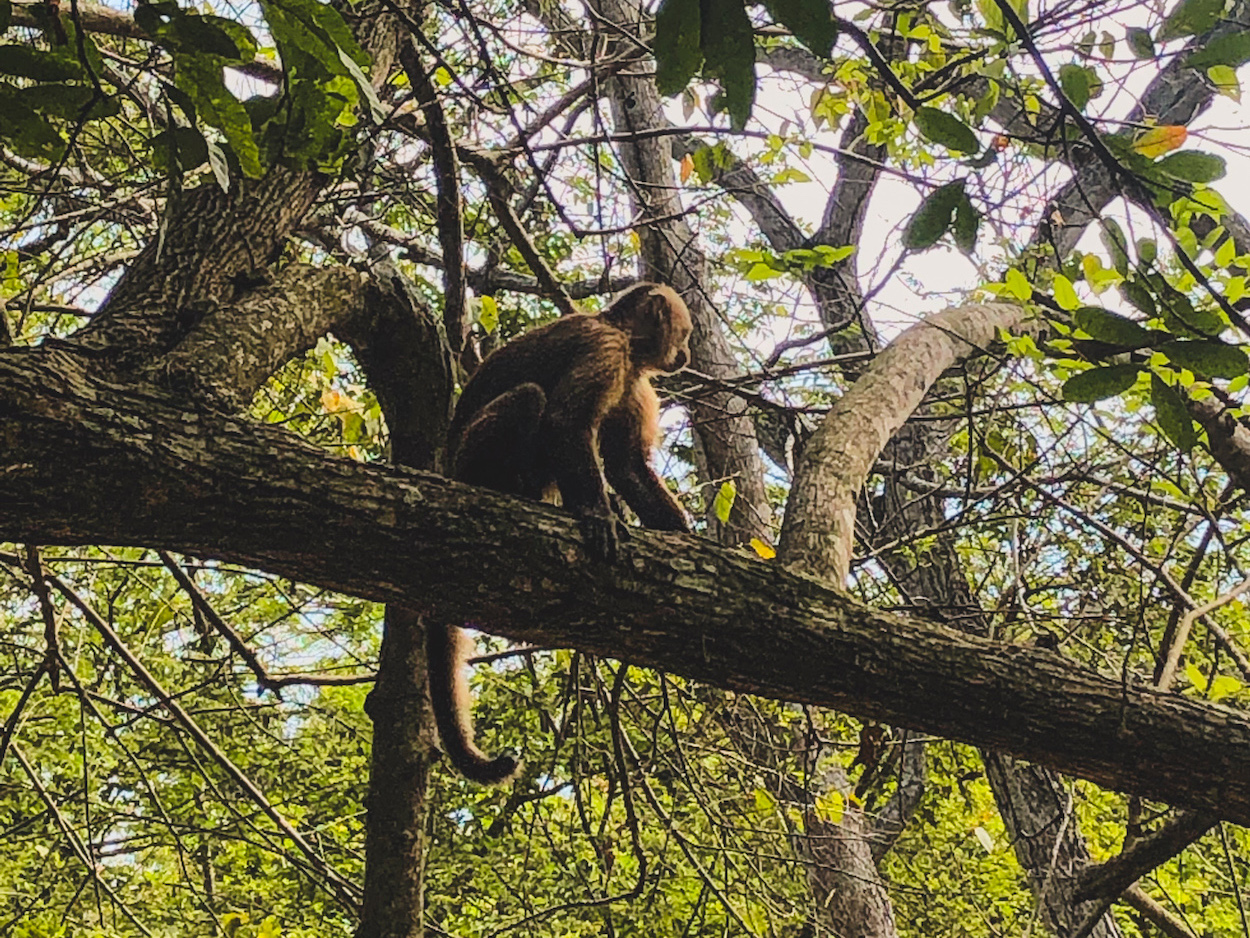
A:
[578, 507, 629, 562]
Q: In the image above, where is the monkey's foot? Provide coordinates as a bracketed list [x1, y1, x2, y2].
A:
[579, 508, 628, 562]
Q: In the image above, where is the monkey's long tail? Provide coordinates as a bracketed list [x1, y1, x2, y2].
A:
[426, 622, 521, 784]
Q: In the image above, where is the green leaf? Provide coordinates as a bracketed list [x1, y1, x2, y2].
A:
[175, 56, 261, 177]
[902, 180, 964, 250]
[0, 45, 84, 81]
[1208, 64, 1241, 100]
[701, 0, 756, 129]
[161, 81, 198, 123]
[172, 15, 246, 59]
[478, 295, 499, 333]
[150, 126, 209, 173]
[0, 0, 11, 33]
[1052, 274, 1079, 311]
[1158, 340, 1248, 378]
[1186, 31, 1250, 69]
[0, 84, 66, 159]
[952, 192, 980, 254]
[1004, 267, 1032, 300]
[336, 46, 385, 124]
[913, 106, 979, 154]
[205, 135, 231, 192]
[1100, 218, 1130, 276]
[1151, 373, 1198, 450]
[1058, 63, 1092, 110]
[1062, 363, 1141, 402]
[712, 480, 737, 524]
[763, 0, 837, 56]
[263, 0, 366, 76]
[1159, 0, 1224, 42]
[1148, 274, 1225, 337]
[208, 16, 259, 62]
[14, 83, 119, 121]
[1126, 26, 1156, 58]
[1120, 278, 1157, 317]
[1075, 306, 1151, 347]
[753, 787, 777, 815]
[1154, 150, 1227, 182]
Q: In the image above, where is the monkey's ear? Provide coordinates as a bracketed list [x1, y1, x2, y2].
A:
[605, 283, 658, 334]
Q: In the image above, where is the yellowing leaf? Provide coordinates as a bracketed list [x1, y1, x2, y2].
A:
[1211, 674, 1243, 702]
[1132, 125, 1188, 158]
[478, 295, 499, 333]
[815, 790, 845, 824]
[712, 480, 737, 524]
[320, 388, 349, 412]
[679, 152, 694, 183]
[749, 537, 776, 559]
[1053, 273, 1079, 310]
[1185, 661, 1207, 692]
[1209, 64, 1241, 101]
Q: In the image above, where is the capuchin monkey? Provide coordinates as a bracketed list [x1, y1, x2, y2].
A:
[429, 282, 694, 783]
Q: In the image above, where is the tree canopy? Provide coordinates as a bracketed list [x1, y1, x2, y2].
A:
[5, 0, 1250, 936]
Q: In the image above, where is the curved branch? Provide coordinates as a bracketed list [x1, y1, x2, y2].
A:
[778, 301, 1031, 579]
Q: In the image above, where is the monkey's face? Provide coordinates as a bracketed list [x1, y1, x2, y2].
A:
[616, 284, 693, 374]
[657, 297, 693, 374]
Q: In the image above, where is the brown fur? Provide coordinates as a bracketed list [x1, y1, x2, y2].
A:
[429, 282, 694, 784]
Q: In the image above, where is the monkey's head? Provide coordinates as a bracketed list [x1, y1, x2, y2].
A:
[604, 283, 693, 374]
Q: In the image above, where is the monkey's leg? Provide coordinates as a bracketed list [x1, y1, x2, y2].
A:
[452, 382, 546, 497]
[542, 369, 628, 560]
[601, 412, 691, 532]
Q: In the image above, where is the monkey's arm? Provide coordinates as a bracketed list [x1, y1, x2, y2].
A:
[543, 338, 632, 557]
[601, 410, 691, 533]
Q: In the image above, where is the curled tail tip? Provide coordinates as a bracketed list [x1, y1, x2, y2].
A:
[450, 748, 522, 785]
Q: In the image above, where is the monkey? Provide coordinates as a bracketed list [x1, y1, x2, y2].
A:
[428, 281, 695, 784]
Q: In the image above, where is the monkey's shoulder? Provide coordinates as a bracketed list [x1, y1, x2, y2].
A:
[476, 316, 628, 383]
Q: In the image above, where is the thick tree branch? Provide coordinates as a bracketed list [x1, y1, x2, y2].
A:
[7, 347, 1250, 823]
[1188, 393, 1250, 492]
[74, 0, 402, 358]
[779, 302, 1030, 579]
[154, 264, 369, 409]
[1075, 812, 1216, 902]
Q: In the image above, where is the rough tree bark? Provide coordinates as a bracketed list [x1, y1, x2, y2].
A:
[5, 352, 1250, 821]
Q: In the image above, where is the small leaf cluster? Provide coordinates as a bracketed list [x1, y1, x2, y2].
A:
[0, 14, 118, 160]
[655, 0, 836, 128]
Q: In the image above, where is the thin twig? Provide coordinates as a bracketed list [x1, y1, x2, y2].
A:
[50, 579, 361, 909]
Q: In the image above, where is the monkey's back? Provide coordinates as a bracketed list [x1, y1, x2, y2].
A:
[448, 314, 630, 450]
